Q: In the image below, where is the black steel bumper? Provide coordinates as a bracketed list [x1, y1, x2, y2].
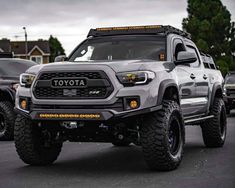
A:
[223, 95, 235, 108]
[15, 105, 162, 121]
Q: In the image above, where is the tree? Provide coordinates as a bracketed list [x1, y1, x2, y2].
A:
[182, 0, 235, 75]
[48, 35, 65, 62]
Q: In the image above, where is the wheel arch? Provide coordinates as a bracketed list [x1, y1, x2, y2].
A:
[209, 82, 223, 110]
[157, 79, 180, 105]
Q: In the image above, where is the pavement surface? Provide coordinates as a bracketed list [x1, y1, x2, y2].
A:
[0, 112, 235, 188]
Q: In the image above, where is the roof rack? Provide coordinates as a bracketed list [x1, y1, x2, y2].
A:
[87, 25, 191, 39]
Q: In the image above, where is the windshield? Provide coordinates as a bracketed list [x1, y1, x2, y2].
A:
[225, 75, 235, 84]
[0, 59, 36, 77]
[69, 36, 166, 62]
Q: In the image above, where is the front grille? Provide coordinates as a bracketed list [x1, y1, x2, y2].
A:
[33, 71, 113, 99]
[39, 72, 102, 80]
[227, 89, 235, 95]
[31, 98, 124, 112]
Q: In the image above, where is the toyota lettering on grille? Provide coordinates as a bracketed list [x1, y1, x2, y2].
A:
[52, 78, 87, 88]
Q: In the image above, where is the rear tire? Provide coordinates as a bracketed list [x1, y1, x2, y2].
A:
[141, 100, 185, 171]
[14, 114, 62, 165]
[0, 101, 15, 141]
[201, 98, 227, 147]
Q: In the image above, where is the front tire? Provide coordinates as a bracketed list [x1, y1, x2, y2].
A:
[201, 98, 227, 147]
[14, 114, 62, 165]
[0, 101, 15, 141]
[141, 100, 185, 171]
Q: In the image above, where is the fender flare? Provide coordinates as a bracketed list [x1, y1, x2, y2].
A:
[209, 82, 223, 109]
[157, 79, 179, 105]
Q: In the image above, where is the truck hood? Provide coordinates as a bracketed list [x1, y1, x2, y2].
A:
[26, 60, 172, 74]
[0, 76, 19, 85]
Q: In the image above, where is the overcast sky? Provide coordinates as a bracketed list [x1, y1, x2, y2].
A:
[0, 0, 234, 55]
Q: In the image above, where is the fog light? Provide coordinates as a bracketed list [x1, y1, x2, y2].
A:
[124, 97, 140, 110]
[130, 100, 138, 109]
[20, 100, 27, 110]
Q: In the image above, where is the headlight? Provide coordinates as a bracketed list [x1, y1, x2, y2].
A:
[20, 73, 36, 87]
[116, 71, 155, 86]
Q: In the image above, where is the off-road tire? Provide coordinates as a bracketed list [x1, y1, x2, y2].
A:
[201, 98, 227, 147]
[14, 114, 62, 165]
[0, 101, 15, 141]
[141, 100, 185, 171]
[112, 139, 131, 146]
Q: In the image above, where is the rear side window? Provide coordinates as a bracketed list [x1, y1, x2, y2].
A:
[203, 62, 210, 69]
[186, 45, 200, 68]
[201, 55, 216, 70]
[210, 63, 216, 69]
[209, 58, 216, 69]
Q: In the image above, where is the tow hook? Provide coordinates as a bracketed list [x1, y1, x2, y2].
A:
[61, 121, 78, 129]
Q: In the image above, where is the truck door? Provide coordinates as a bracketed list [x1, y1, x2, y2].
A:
[185, 44, 209, 114]
[172, 39, 197, 116]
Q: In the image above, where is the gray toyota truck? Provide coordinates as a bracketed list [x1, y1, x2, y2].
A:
[14, 25, 226, 171]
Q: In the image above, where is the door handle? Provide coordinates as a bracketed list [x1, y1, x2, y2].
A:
[190, 73, 196, 79]
[203, 74, 208, 80]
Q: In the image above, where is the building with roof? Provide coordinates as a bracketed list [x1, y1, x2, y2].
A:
[0, 39, 50, 64]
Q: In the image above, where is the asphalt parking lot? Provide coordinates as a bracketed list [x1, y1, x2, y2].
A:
[0, 112, 235, 188]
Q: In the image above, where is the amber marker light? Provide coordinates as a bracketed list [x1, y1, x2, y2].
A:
[20, 100, 27, 110]
[130, 100, 138, 109]
[159, 53, 165, 61]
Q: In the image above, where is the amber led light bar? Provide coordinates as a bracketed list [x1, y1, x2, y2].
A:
[96, 25, 162, 31]
[39, 113, 101, 119]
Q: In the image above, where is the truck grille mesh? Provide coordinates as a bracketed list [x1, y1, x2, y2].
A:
[227, 89, 235, 95]
[39, 72, 102, 80]
[33, 71, 113, 99]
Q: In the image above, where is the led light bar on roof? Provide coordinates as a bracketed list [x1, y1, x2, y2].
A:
[96, 25, 162, 31]
[87, 25, 191, 39]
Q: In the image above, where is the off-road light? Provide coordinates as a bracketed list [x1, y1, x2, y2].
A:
[130, 100, 138, 109]
[124, 97, 140, 110]
[20, 99, 27, 110]
[20, 73, 36, 87]
[159, 53, 165, 61]
[116, 71, 155, 86]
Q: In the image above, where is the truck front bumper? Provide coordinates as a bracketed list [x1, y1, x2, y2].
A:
[15, 105, 162, 121]
[223, 95, 235, 108]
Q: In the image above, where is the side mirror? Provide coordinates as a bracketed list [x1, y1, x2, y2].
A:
[175, 51, 197, 65]
[54, 55, 67, 62]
